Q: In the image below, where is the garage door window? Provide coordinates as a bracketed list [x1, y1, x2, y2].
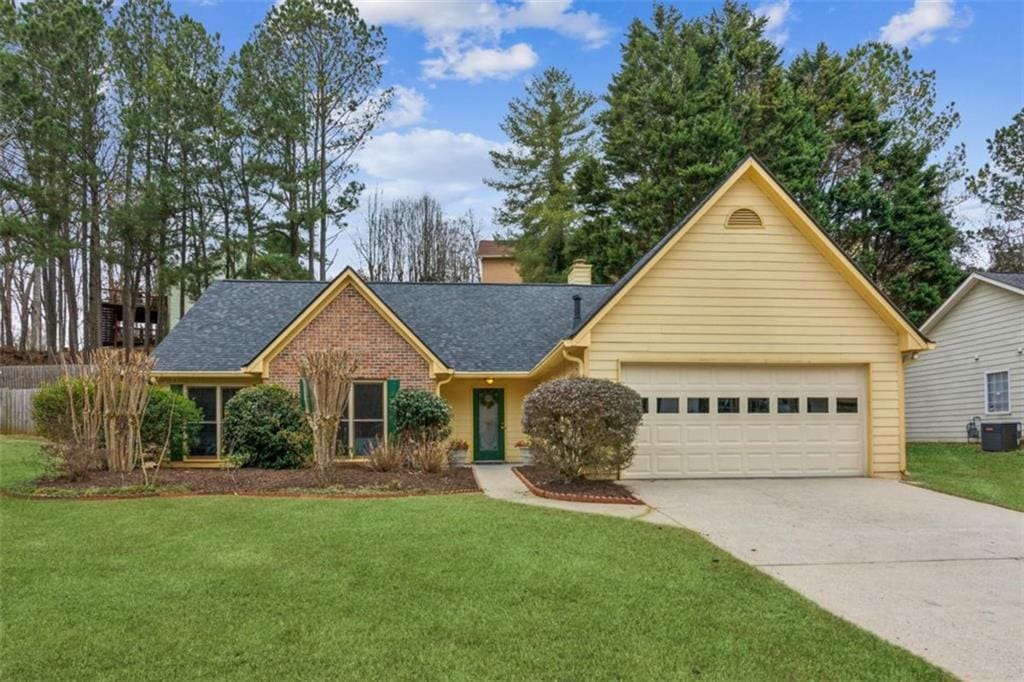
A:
[656, 398, 679, 414]
[985, 371, 1010, 413]
[717, 397, 740, 414]
[777, 397, 799, 413]
[836, 397, 859, 413]
[747, 397, 770, 413]
[807, 397, 829, 413]
[687, 397, 710, 414]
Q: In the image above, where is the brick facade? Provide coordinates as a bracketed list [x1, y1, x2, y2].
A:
[267, 286, 436, 392]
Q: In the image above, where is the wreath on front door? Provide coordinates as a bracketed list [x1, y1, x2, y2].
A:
[479, 391, 497, 409]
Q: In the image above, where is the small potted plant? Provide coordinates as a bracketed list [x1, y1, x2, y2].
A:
[449, 438, 469, 466]
[515, 438, 533, 465]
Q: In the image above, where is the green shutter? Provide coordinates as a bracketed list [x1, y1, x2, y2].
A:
[386, 378, 400, 436]
[298, 378, 314, 413]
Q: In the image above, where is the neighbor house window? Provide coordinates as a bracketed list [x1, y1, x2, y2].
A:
[184, 386, 246, 457]
[985, 371, 1011, 414]
[656, 397, 680, 414]
[641, 398, 649, 414]
[338, 381, 387, 456]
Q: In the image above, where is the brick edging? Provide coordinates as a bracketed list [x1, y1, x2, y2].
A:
[1, 487, 481, 502]
[512, 466, 644, 505]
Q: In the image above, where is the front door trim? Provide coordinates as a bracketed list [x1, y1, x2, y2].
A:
[472, 388, 505, 462]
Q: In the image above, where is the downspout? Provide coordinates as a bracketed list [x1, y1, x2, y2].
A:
[561, 347, 584, 377]
[435, 370, 455, 396]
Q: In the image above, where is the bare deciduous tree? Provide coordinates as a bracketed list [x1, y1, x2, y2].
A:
[299, 349, 357, 472]
[355, 191, 480, 282]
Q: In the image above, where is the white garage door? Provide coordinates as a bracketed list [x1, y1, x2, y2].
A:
[623, 364, 866, 478]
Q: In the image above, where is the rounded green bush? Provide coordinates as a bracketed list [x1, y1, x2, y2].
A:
[222, 384, 311, 469]
[32, 378, 90, 442]
[522, 377, 643, 481]
[142, 388, 202, 461]
[392, 389, 453, 442]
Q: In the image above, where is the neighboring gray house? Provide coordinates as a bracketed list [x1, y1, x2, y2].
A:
[905, 272, 1024, 442]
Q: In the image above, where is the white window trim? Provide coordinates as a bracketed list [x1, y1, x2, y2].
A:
[340, 381, 388, 457]
[183, 385, 246, 458]
[984, 370, 1012, 415]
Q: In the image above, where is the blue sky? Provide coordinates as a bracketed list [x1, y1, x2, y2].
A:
[174, 0, 1023, 271]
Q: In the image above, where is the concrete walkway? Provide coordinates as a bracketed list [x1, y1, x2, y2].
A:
[475, 466, 1024, 681]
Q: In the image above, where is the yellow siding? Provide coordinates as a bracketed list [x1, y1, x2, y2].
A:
[442, 377, 537, 463]
[586, 177, 906, 476]
[480, 258, 522, 283]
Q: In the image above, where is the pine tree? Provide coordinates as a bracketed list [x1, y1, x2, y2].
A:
[597, 2, 822, 275]
[486, 67, 596, 281]
[968, 110, 1024, 271]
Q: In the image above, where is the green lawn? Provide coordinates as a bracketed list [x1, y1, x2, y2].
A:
[0, 438, 946, 680]
[906, 442, 1024, 511]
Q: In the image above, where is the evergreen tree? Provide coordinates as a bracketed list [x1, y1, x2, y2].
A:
[596, 1, 822, 275]
[486, 67, 596, 281]
[968, 110, 1024, 271]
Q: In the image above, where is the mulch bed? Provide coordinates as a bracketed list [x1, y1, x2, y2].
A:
[513, 465, 643, 505]
[20, 463, 480, 499]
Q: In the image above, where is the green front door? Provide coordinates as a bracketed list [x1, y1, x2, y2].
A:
[473, 388, 505, 461]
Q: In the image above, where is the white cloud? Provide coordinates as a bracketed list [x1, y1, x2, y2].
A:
[356, 127, 507, 202]
[354, 0, 609, 81]
[879, 0, 972, 47]
[422, 43, 539, 82]
[756, 0, 792, 46]
[382, 85, 428, 128]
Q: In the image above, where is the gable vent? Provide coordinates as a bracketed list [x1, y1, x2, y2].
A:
[726, 208, 763, 229]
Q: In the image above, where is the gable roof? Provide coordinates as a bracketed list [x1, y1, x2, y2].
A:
[570, 155, 932, 352]
[152, 280, 325, 373]
[921, 271, 1024, 334]
[370, 282, 607, 372]
[153, 276, 609, 374]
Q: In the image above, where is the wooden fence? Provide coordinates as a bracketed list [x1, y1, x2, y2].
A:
[0, 365, 84, 435]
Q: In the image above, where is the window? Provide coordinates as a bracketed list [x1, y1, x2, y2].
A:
[986, 371, 1011, 413]
[836, 397, 859, 413]
[717, 397, 740, 414]
[747, 397, 770, 414]
[184, 386, 246, 457]
[807, 397, 829, 413]
[338, 382, 387, 456]
[778, 397, 799, 414]
[656, 397, 680, 414]
[641, 398, 649, 414]
[687, 397, 710, 414]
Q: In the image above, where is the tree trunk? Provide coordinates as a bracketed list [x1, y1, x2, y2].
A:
[88, 182, 102, 351]
[60, 251, 79, 352]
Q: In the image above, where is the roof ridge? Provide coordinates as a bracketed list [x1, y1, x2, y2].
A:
[212, 278, 330, 284]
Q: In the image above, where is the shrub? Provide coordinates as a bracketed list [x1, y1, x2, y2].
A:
[522, 377, 643, 481]
[222, 385, 312, 469]
[365, 440, 406, 472]
[32, 378, 89, 442]
[406, 438, 449, 473]
[392, 389, 453, 442]
[141, 388, 201, 461]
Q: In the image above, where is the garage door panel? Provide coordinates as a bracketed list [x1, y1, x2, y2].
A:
[623, 364, 866, 479]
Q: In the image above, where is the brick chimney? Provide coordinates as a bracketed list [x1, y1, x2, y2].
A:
[567, 259, 592, 285]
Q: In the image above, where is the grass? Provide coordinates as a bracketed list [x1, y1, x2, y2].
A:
[906, 442, 1024, 511]
[0, 437, 947, 680]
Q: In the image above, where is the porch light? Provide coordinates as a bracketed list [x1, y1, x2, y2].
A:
[485, 377, 495, 385]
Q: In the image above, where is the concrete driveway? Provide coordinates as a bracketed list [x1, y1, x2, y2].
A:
[626, 478, 1024, 681]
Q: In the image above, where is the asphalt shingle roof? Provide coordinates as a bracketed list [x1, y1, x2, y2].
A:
[370, 282, 609, 372]
[152, 279, 610, 373]
[152, 280, 326, 372]
[984, 272, 1024, 293]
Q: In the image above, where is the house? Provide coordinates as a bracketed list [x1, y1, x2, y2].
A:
[905, 272, 1023, 442]
[476, 239, 521, 283]
[151, 156, 931, 478]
